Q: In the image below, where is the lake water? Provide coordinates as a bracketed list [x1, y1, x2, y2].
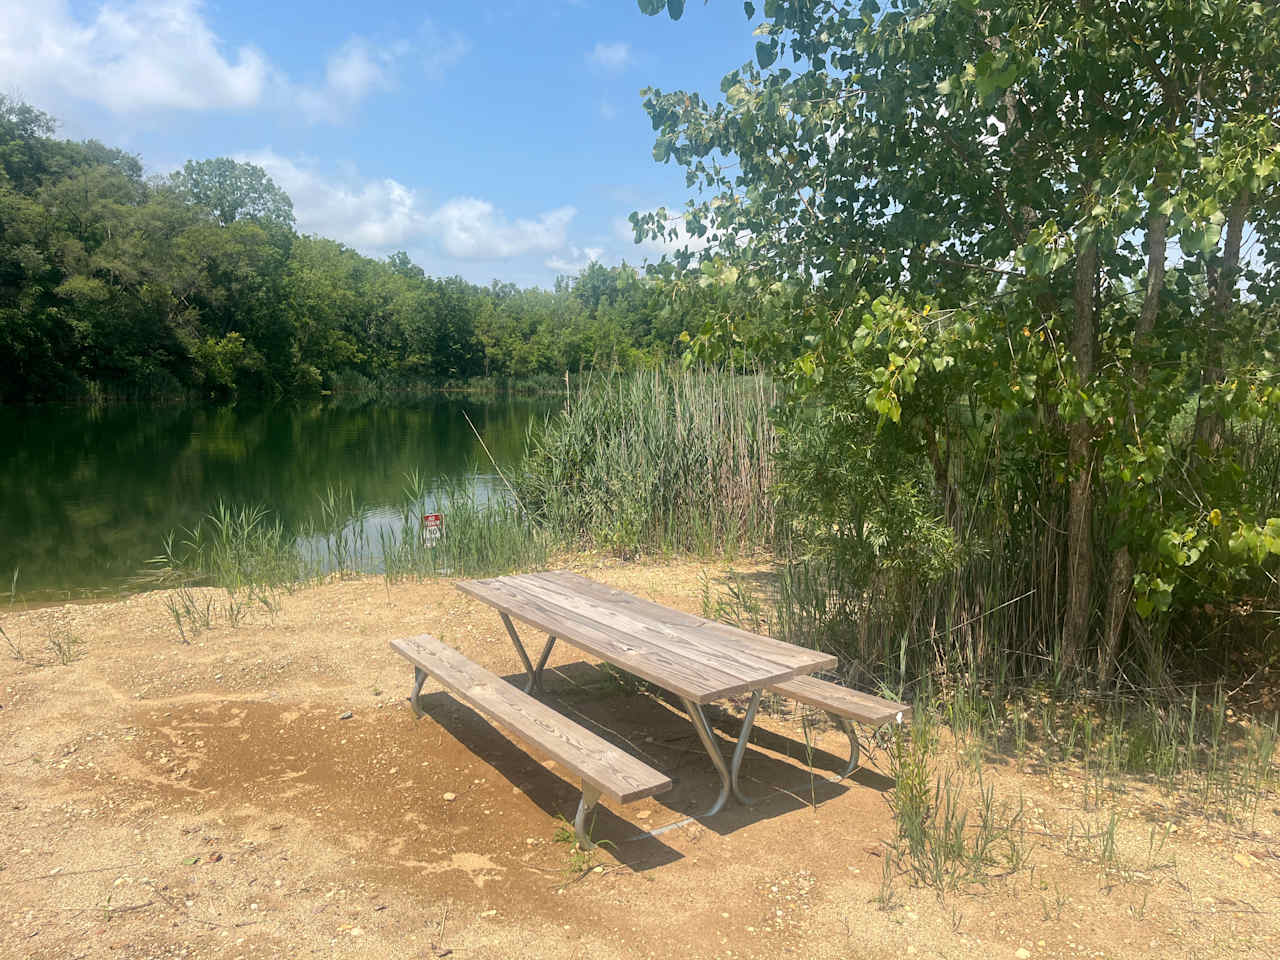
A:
[0, 397, 555, 603]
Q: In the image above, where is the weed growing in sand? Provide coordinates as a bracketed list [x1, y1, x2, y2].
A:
[161, 580, 281, 643]
[46, 625, 84, 665]
[1, 623, 24, 661]
[552, 816, 614, 876]
[1039, 882, 1069, 921]
[164, 587, 213, 642]
[2, 567, 22, 660]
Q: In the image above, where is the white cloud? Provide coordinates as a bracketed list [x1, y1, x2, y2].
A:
[588, 42, 632, 70]
[0, 0, 269, 113]
[427, 198, 576, 260]
[546, 245, 604, 274]
[238, 151, 584, 269]
[239, 150, 428, 249]
[0, 2, 463, 123]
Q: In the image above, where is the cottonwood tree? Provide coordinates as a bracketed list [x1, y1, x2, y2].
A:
[170, 157, 295, 232]
[636, 0, 1280, 685]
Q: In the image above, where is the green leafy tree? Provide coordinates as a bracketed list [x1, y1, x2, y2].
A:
[170, 157, 295, 231]
[638, 0, 1280, 685]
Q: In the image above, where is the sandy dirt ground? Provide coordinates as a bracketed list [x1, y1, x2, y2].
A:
[1, 559, 1278, 959]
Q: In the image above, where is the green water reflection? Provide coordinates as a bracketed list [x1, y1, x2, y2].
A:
[0, 397, 553, 602]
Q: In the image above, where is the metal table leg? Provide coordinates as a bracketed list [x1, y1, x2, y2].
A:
[730, 689, 763, 805]
[680, 688, 763, 817]
[499, 612, 555, 694]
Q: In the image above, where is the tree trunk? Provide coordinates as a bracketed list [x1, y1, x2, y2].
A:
[1099, 211, 1168, 689]
[1062, 236, 1098, 678]
[1098, 546, 1133, 688]
[1195, 195, 1248, 453]
[1134, 213, 1168, 378]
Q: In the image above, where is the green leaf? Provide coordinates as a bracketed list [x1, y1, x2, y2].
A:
[667, 0, 685, 19]
[756, 40, 777, 69]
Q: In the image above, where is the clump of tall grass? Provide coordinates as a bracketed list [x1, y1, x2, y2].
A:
[379, 472, 548, 581]
[152, 471, 548, 636]
[517, 365, 777, 557]
[301, 485, 372, 577]
[155, 501, 302, 590]
[879, 710, 1034, 898]
[152, 502, 296, 639]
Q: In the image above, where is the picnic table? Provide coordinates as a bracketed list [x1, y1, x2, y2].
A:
[392, 570, 909, 847]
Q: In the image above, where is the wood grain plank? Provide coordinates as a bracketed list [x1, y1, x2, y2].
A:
[769, 675, 911, 726]
[519, 576, 829, 686]
[532, 571, 836, 676]
[391, 634, 671, 804]
[457, 577, 744, 701]
[459, 572, 833, 702]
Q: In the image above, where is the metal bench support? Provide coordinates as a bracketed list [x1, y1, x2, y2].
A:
[574, 783, 603, 849]
[410, 666, 428, 718]
[829, 713, 861, 778]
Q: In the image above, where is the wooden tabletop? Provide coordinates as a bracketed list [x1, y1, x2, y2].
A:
[457, 570, 836, 704]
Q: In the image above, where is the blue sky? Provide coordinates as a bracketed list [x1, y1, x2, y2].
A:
[1, 1, 758, 287]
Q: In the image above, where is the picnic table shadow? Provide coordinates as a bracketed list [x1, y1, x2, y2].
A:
[412, 660, 895, 867]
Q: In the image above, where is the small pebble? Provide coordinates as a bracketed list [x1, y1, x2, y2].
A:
[443, 792, 457, 802]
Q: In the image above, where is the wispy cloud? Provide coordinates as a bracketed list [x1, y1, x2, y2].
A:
[588, 41, 632, 70]
[420, 18, 470, 78]
[546, 245, 604, 274]
[427, 198, 576, 260]
[294, 37, 399, 123]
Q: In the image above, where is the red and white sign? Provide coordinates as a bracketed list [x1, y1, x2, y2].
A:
[421, 513, 443, 546]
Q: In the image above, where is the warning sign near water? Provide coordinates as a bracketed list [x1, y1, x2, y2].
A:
[421, 513, 443, 546]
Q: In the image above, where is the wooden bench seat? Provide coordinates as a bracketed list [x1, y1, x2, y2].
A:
[391, 634, 672, 847]
[766, 675, 911, 778]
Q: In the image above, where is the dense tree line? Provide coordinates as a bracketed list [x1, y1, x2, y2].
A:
[0, 98, 685, 403]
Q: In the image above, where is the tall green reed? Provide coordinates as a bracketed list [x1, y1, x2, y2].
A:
[517, 365, 776, 558]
